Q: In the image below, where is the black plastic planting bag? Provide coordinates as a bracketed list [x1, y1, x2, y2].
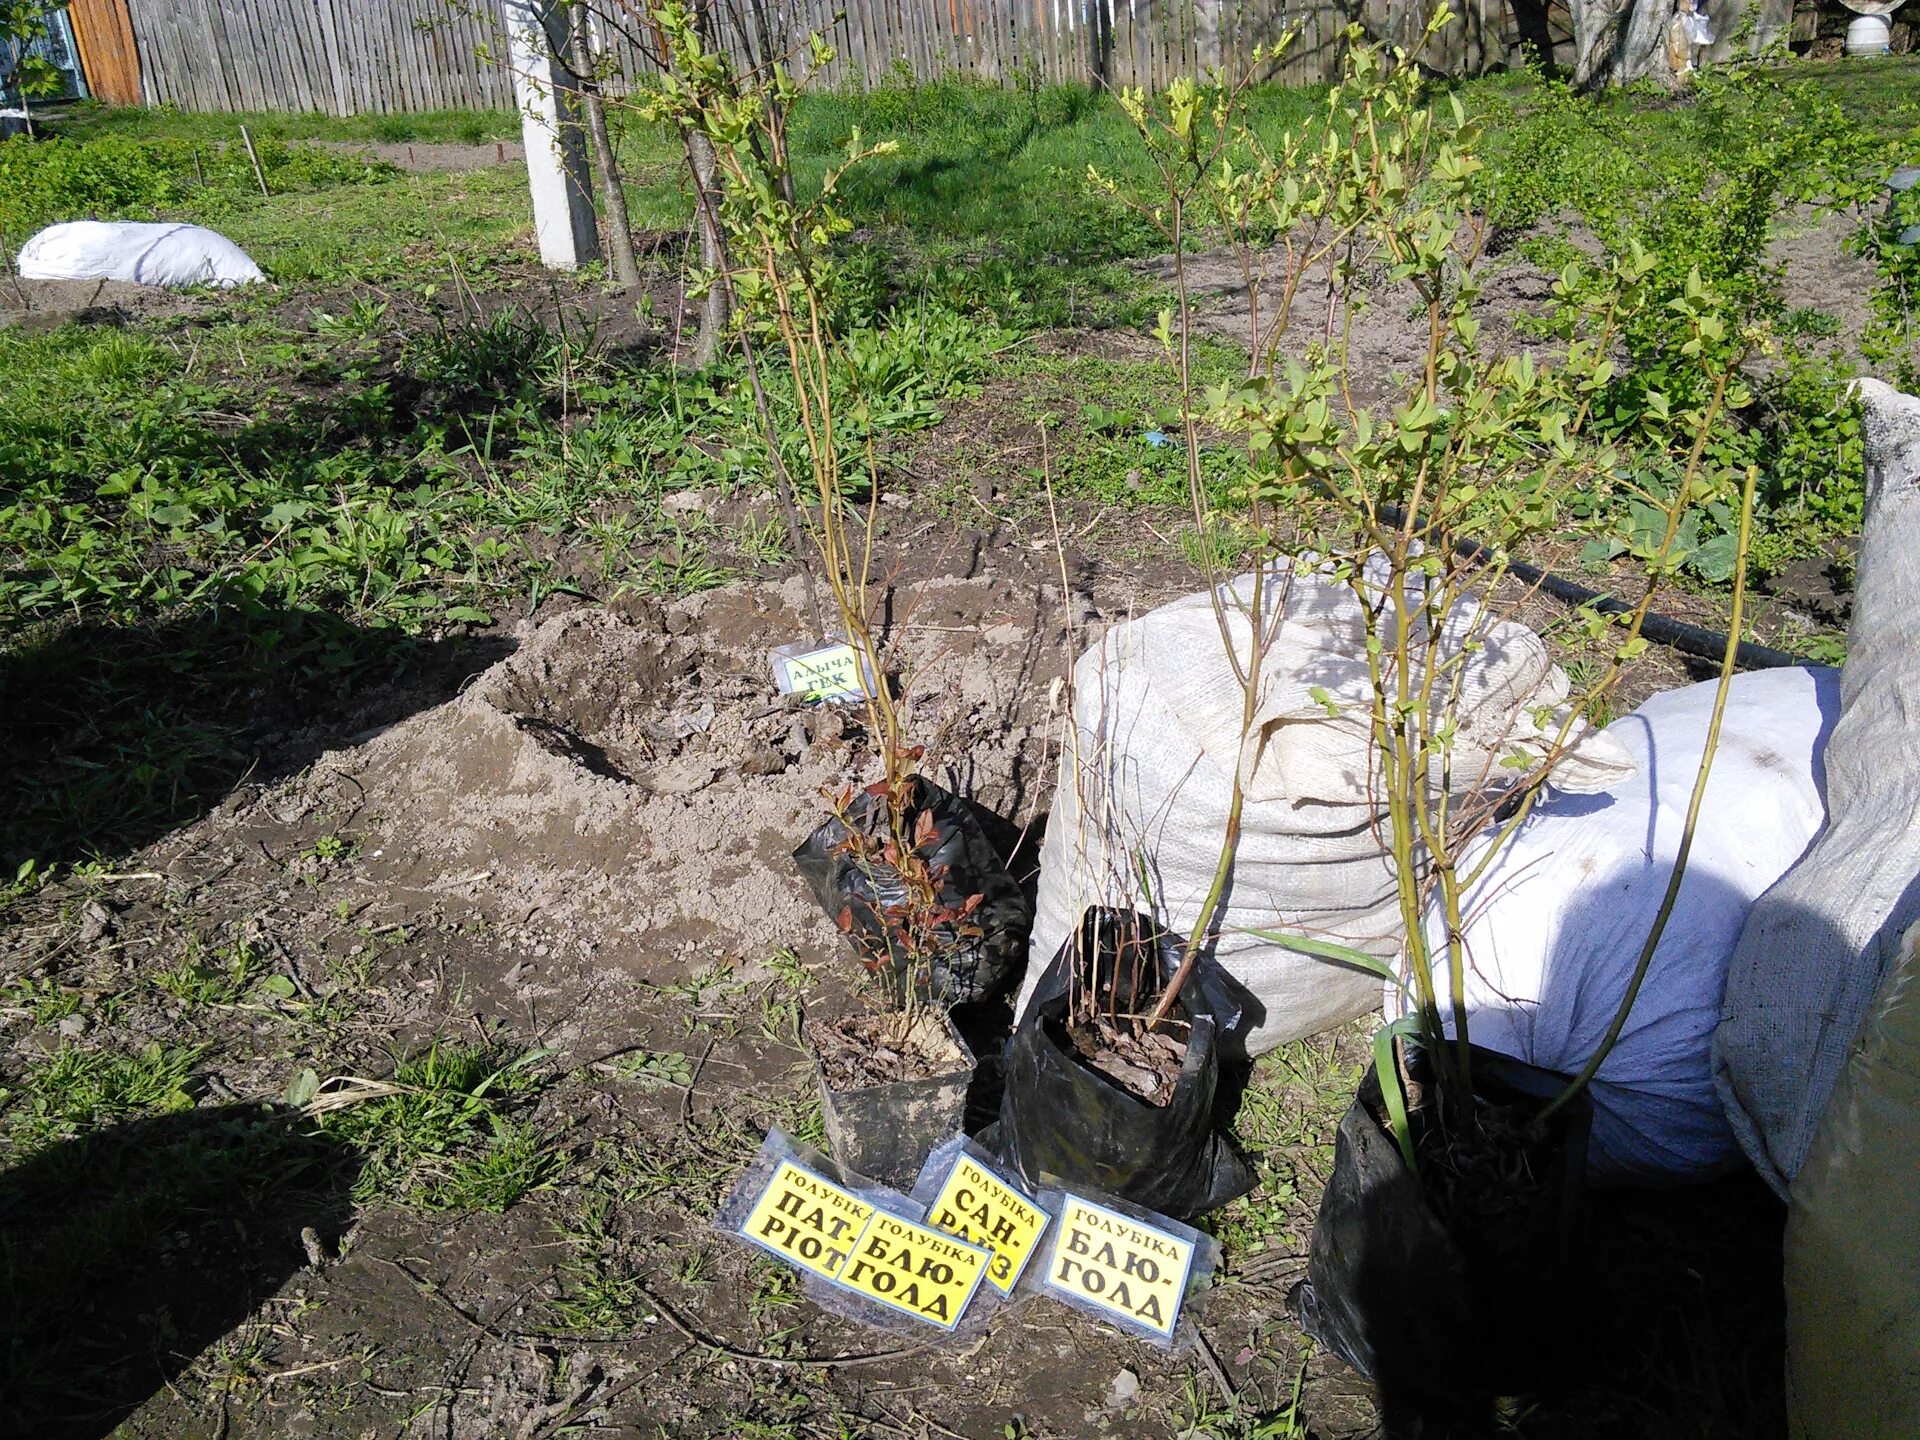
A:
[993, 908, 1255, 1221]
[1290, 1043, 1592, 1403]
[793, 775, 1032, 1006]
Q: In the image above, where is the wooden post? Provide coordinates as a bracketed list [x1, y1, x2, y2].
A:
[501, 0, 599, 271]
[239, 123, 270, 197]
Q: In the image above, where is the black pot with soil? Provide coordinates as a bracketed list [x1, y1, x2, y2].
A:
[793, 773, 1032, 1007]
[1289, 1040, 1594, 1418]
[991, 907, 1255, 1221]
[806, 1008, 977, 1189]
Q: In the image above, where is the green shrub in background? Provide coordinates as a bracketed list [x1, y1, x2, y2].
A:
[1476, 67, 1904, 579]
[0, 132, 393, 242]
[1857, 182, 1920, 390]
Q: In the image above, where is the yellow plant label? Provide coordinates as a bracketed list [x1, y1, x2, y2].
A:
[840, 1209, 991, 1330]
[1041, 1195, 1195, 1339]
[779, 643, 866, 701]
[739, 1159, 874, 1283]
[925, 1153, 1050, 1295]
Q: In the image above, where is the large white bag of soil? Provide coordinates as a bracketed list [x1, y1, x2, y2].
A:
[1784, 921, 1920, 1440]
[1715, 379, 1920, 1197]
[1396, 666, 1838, 1182]
[16, 221, 264, 289]
[1019, 561, 1635, 1056]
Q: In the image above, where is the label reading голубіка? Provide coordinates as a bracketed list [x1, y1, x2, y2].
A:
[739, 1158, 875, 1283]
[1041, 1194, 1196, 1341]
[840, 1210, 991, 1331]
[924, 1151, 1050, 1296]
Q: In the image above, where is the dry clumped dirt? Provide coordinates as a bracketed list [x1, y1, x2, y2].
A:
[286, 571, 1066, 986]
[0, 274, 212, 330]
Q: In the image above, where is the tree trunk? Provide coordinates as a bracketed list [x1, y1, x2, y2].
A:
[686, 127, 730, 369]
[569, 1, 641, 288]
[1572, 0, 1679, 87]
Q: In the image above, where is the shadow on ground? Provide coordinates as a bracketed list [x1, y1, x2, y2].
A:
[0, 1104, 361, 1440]
[0, 605, 512, 869]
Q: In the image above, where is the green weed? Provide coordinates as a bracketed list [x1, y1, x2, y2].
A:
[609, 1049, 693, 1090]
[4, 1042, 203, 1151]
[0, 975, 82, 1025]
[154, 939, 261, 1007]
[318, 1039, 550, 1208]
[421, 1115, 564, 1212]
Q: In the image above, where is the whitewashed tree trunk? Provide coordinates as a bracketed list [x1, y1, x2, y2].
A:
[502, 0, 599, 271]
[1576, 0, 1793, 88]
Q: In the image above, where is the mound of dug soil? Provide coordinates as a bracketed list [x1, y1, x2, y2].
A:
[277, 573, 1067, 980]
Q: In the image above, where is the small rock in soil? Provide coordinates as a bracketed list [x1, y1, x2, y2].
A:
[77, 899, 113, 944]
[662, 490, 713, 518]
[738, 739, 788, 777]
[1106, 1367, 1139, 1409]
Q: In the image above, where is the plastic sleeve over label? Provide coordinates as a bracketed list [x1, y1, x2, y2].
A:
[1039, 1193, 1197, 1341]
[771, 642, 869, 702]
[738, 1158, 876, 1283]
[924, 1151, 1050, 1296]
[840, 1210, 992, 1331]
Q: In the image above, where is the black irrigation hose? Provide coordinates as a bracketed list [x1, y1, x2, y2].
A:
[1476, 544, 1805, 672]
[1376, 505, 1807, 671]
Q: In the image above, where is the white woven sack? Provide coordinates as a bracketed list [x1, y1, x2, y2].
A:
[1397, 666, 1838, 1182]
[1020, 560, 1635, 1056]
[1715, 379, 1920, 1197]
[17, 221, 264, 289]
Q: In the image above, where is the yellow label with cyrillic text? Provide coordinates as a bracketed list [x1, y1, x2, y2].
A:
[1041, 1195, 1195, 1339]
[840, 1209, 990, 1330]
[782, 644, 866, 701]
[739, 1159, 874, 1283]
[925, 1153, 1049, 1295]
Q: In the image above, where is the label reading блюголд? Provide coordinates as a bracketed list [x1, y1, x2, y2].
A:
[1040, 1194, 1195, 1340]
[840, 1210, 991, 1331]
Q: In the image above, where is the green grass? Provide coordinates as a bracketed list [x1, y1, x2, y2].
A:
[44, 99, 520, 146]
[5, 58, 1912, 873]
[216, 162, 537, 284]
[5, 1041, 204, 1151]
[317, 1039, 554, 1208]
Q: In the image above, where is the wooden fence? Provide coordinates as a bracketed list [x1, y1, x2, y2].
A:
[118, 0, 1522, 115]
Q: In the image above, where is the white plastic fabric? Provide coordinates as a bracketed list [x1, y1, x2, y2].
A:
[1396, 666, 1838, 1183]
[1715, 379, 1920, 1197]
[16, 221, 264, 289]
[1020, 560, 1635, 1056]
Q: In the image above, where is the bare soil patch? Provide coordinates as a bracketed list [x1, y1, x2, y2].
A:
[0, 275, 210, 330]
[317, 138, 529, 173]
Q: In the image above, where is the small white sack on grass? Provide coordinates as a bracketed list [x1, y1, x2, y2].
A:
[16, 221, 265, 289]
[1397, 666, 1839, 1183]
[1021, 558, 1637, 1057]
